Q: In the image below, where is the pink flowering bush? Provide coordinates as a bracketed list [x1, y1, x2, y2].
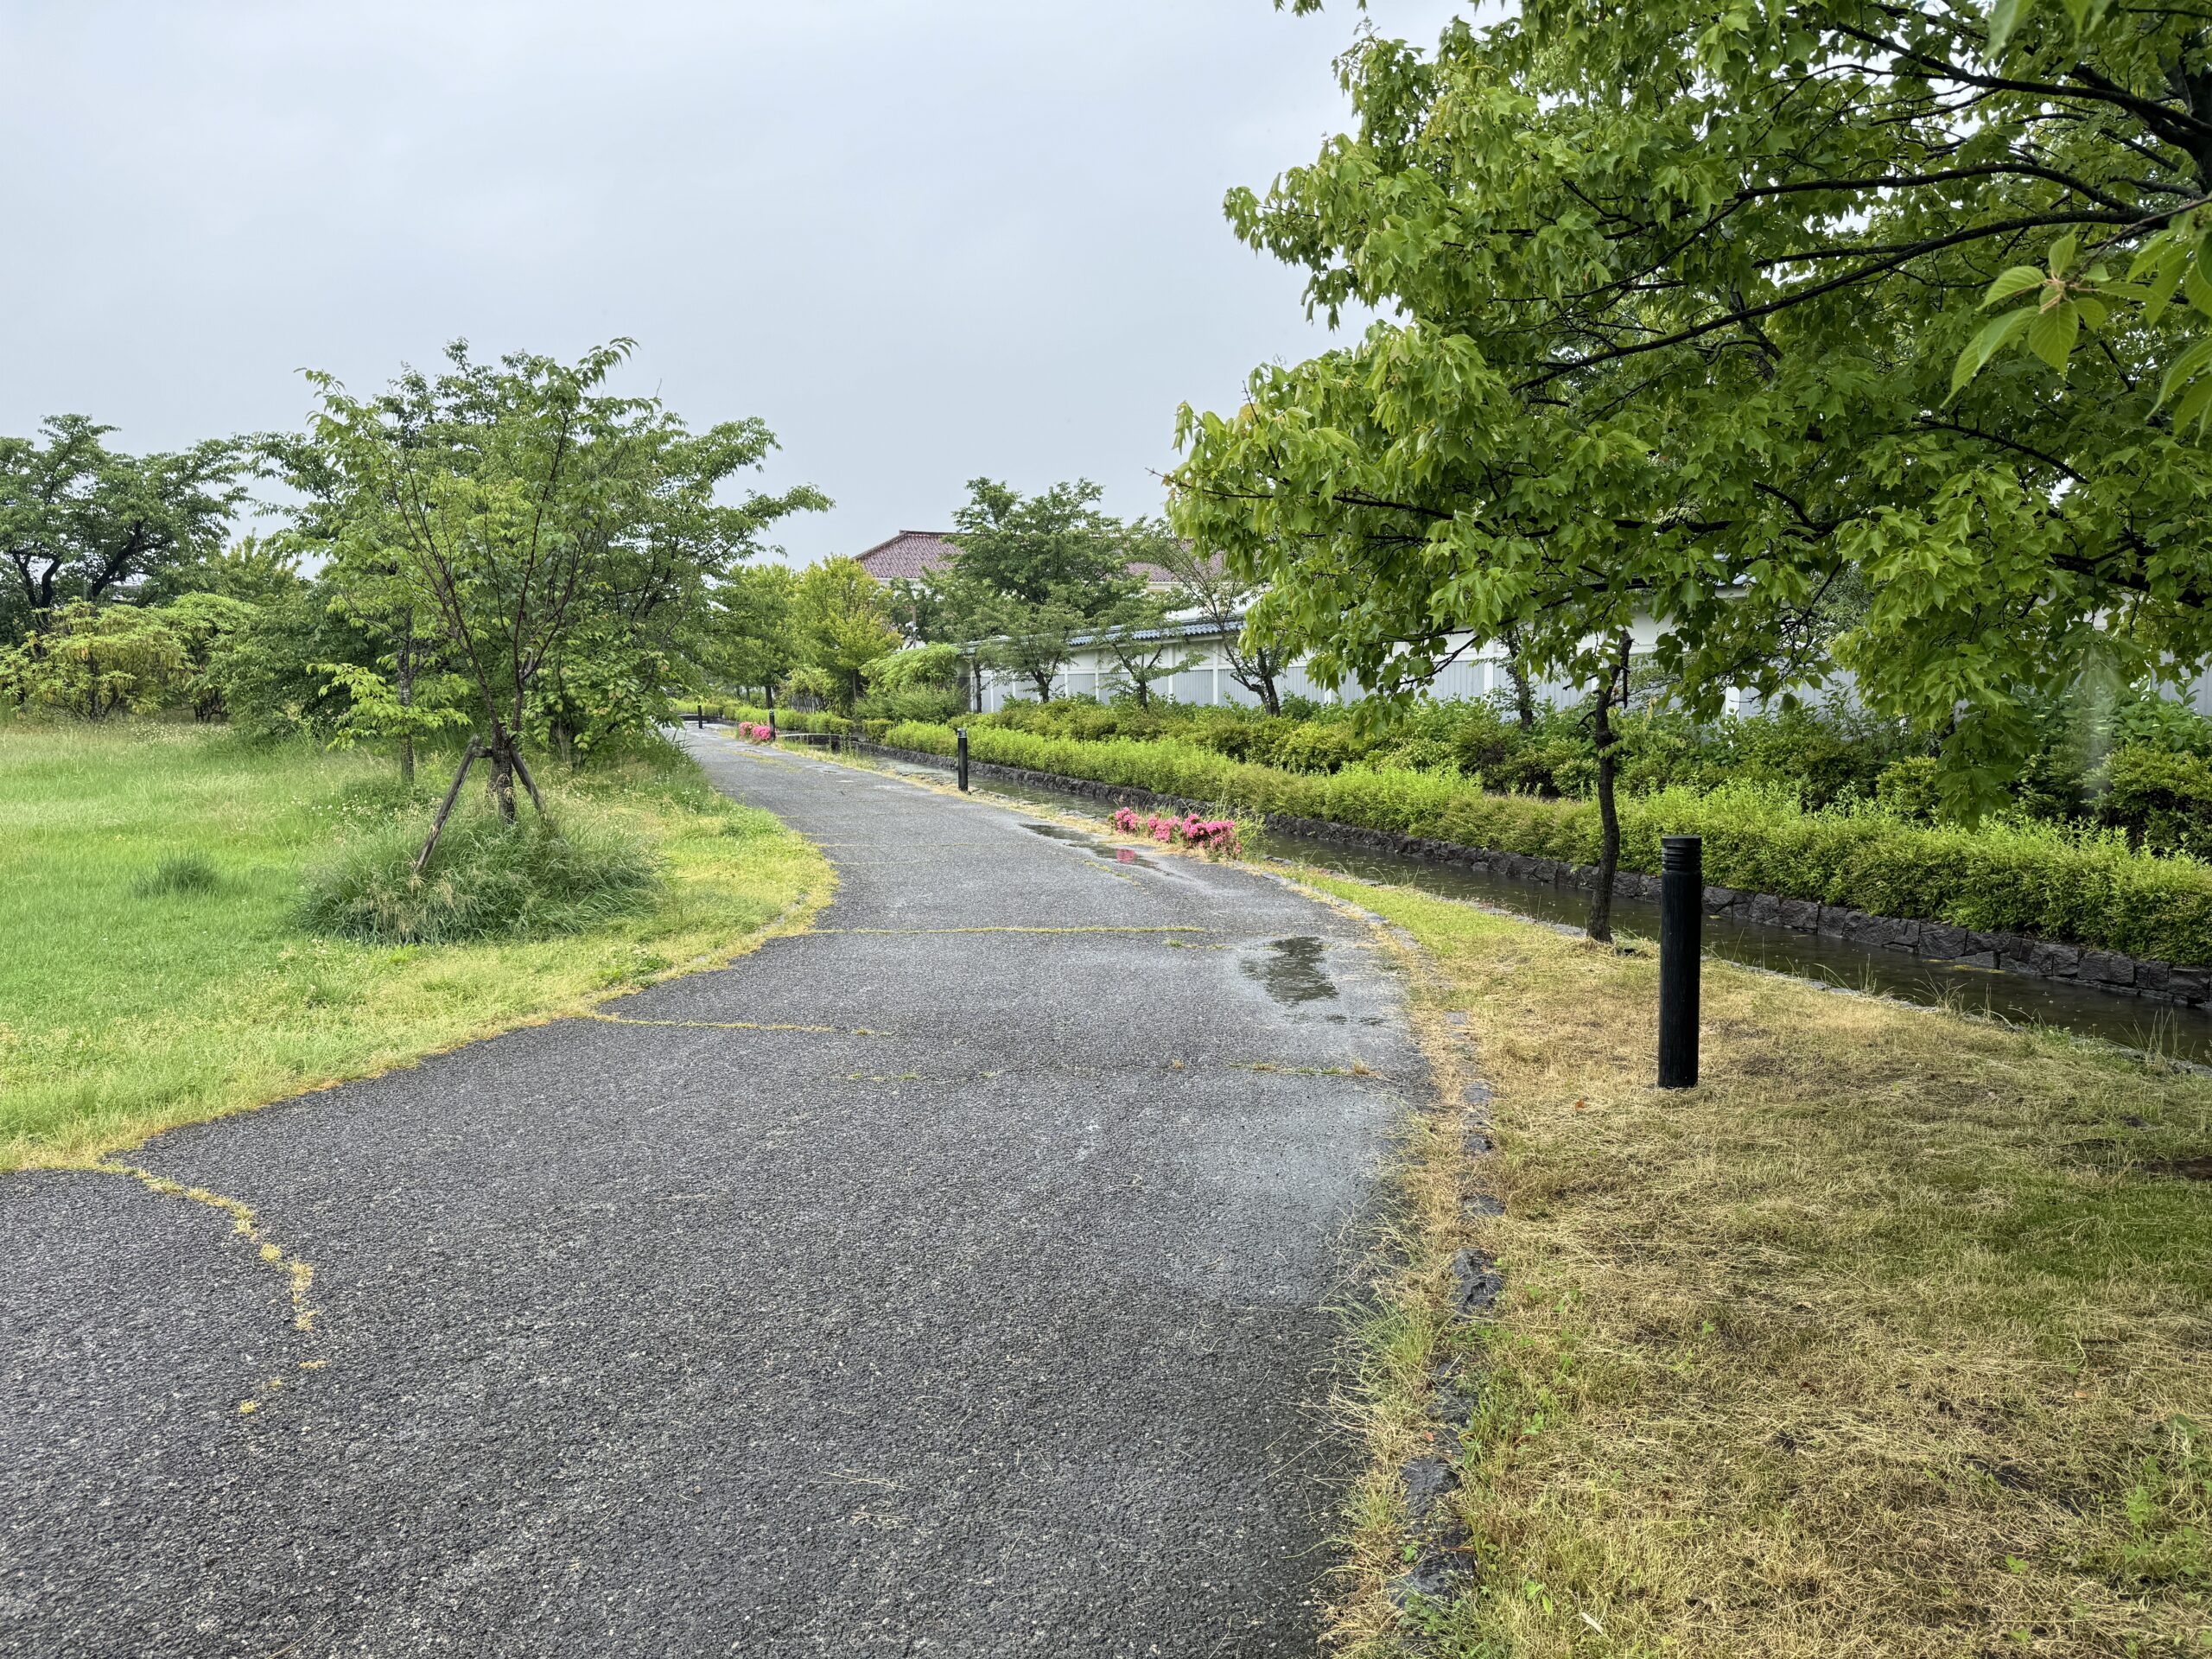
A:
[1111, 806, 1241, 857]
[736, 721, 776, 743]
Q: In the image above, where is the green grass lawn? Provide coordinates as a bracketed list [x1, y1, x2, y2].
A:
[1307, 875, 2212, 1659]
[0, 721, 829, 1169]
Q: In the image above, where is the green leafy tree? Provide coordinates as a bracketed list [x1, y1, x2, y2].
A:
[948, 479, 1138, 605]
[149, 533, 307, 606]
[717, 563, 802, 715]
[981, 589, 1100, 704]
[157, 592, 262, 721]
[791, 557, 900, 711]
[284, 340, 821, 861]
[0, 601, 188, 718]
[0, 416, 245, 638]
[200, 580, 380, 741]
[926, 479, 1149, 702]
[1176, 0, 2212, 930]
[863, 642, 963, 694]
[1095, 588, 1203, 709]
[1147, 534, 1295, 715]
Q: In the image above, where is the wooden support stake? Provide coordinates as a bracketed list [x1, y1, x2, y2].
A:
[414, 739, 481, 877]
[510, 745, 548, 817]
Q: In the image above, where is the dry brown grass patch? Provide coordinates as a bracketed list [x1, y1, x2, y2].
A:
[1306, 875, 2212, 1659]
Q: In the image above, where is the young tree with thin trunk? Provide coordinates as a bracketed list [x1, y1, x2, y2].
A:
[1584, 630, 1635, 944]
[791, 556, 899, 712]
[1500, 623, 1537, 733]
[1095, 588, 1203, 709]
[1148, 534, 1296, 714]
[288, 339, 820, 868]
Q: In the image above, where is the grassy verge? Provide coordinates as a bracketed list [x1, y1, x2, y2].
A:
[1304, 874, 2212, 1658]
[0, 721, 829, 1170]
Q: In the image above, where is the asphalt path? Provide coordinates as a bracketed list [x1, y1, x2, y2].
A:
[0, 730, 1418, 1658]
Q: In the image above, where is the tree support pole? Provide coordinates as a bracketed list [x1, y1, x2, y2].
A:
[414, 739, 482, 877]
[510, 745, 548, 817]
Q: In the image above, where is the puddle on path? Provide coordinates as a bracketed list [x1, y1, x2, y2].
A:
[1020, 821, 1159, 870]
[1244, 937, 1339, 1006]
[855, 748, 2212, 1063]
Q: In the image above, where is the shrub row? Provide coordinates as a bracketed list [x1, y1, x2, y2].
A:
[720, 705, 852, 735]
[880, 721, 2212, 965]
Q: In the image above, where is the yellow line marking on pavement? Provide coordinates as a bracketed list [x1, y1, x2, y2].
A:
[98, 1160, 321, 1335]
[101, 1162, 328, 1408]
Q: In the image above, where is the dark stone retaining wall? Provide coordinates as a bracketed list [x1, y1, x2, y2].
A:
[843, 739, 2210, 1008]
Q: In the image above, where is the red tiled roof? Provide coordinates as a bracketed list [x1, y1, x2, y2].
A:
[851, 530, 1192, 589]
[852, 531, 958, 582]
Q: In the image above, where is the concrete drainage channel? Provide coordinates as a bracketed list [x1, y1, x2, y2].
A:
[825, 735, 2212, 1065]
[1391, 1058, 1508, 1611]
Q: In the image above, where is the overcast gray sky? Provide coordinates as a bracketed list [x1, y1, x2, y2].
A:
[1, 0, 1463, 564]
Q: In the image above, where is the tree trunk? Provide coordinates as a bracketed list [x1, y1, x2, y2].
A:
[485, 727, 518, 823]
[397, 620, 416, 787]
[1503, 623, 1537, 730]
[1259, 672, 1281, 716]
[1585, 630, 1634, 944]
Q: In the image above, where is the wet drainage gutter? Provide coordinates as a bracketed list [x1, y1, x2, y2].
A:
[838, 738, 2212, 1064]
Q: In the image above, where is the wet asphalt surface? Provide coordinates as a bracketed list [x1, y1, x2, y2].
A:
[0, 731, 1418, 1658]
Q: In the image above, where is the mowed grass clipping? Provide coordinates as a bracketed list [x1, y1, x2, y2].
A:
[0, 722, 829, 1170]
[1306, 877, 2212, 1659]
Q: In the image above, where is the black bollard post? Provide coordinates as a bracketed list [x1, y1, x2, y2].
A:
[1658, 835, 1702, 1089]
[957, 727, 969, 792]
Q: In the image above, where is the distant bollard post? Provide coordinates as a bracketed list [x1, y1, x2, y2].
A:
[957, 728, 970, 792]
[1658, 835, 1702, 1089]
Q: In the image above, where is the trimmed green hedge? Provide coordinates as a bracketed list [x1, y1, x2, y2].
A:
[721, 705, 852, 735]
[881, 721, 2212, 964]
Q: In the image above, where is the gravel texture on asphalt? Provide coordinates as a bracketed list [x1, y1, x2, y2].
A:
[0, 730, 1418, 1658]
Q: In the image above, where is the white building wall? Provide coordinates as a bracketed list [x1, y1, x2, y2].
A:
[973, 628, 1626, 715]
[969, 617, 2212, 719]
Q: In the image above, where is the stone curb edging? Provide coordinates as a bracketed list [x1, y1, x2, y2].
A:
[842, 739, 2211, 1009]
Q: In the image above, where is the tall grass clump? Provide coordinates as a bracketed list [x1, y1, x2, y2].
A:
[302, 810, 661, 944]
[131, 851, 220, 898]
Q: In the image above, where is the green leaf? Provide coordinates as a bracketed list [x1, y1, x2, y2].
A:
[2184, 254, 2212, 320]
[2145, 253, 2185, 323]
[1986, 0, 2030, 53]
[2048, 231, 2079, 278]
[1949, 307, 2034, 397]
[2171, 373, 2212, 439]
[2155, 337, 2212, 410]
[2024, 300, 2081, 373]
[2073, 296, 2108, 332]
[1980, 266, 2046, 308]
